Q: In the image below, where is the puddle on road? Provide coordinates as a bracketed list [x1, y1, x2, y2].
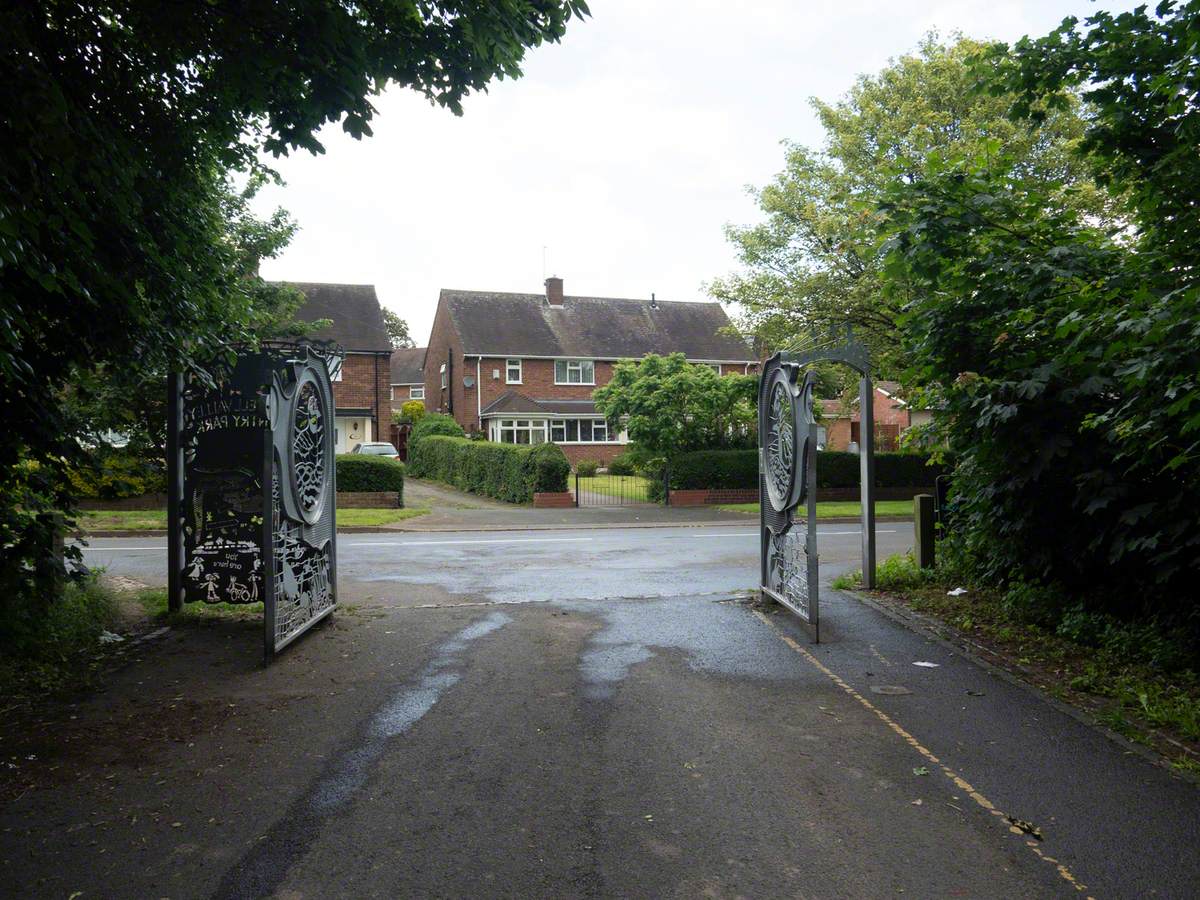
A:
[555, 596, 809, 700]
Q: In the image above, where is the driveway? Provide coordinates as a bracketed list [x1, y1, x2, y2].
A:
[2, 526, 1197, 898]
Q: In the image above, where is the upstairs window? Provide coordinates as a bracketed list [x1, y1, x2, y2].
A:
[411, 385, 425, 400]
[554, 359, 595, 385]
[506, 359, 522, 384]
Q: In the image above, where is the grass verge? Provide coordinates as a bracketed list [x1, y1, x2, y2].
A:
[78, 506, 430, 532]
[717, 500, 914, 518]
[834, 554, 1200, 775]
[0, 577, 124, 704]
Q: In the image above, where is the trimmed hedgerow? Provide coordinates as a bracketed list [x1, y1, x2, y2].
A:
[408, 436, 570, 503]
[664, 448, 947, 491]
[667, 450, 758, 490]
[575, 460, 599, 477]
[335, 455, 405, 503]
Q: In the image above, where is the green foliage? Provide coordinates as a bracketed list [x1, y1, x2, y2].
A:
[383, 309, 415, 349]
[411, 413, 466, 440]
[876, 6, 1200, 613]
[710, 34, 1108, 369]
[575, 460, 599, 477]
[607, 454, 637, 476]
[0, 575, 120, 699]
[67, 448, 166, 500]
[335, 455, 405, 501]
[661, 448, 945, 491]
[400, 400, 426, 423]
[594, 354, 757, 457]
[668, 450, 759, 490]
[0, 0, 588, 640]
[408, 436, 569, 502]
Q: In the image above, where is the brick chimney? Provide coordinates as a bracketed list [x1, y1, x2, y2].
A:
[545, 276, 564, 307]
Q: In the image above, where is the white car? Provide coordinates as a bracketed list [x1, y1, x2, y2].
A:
[350, 442, 400, 459]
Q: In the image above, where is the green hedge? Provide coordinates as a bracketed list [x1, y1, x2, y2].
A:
[411, 413, 465, 440]
[408, 436, 570, 503]
[335, 455, 405, 504]
[666, 449, 947, 490]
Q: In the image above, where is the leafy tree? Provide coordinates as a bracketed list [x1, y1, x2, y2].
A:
[593, 354, 757, 458]
[383, 309, 417, 348]
[709, 34, 1111, 373]
[0, 1, 589, 610]
[878, 4, 1200, 614]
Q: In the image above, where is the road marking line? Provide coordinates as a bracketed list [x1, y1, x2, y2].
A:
[85, 547, 165, 552]
[676, 529, 898, 538]
[754, 609, 1093, 897]
[352, 537, 593, 547]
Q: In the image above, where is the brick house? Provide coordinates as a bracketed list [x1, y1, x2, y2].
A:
[289, 282, 392, 453]
[423, 277, 758, 465]
[390, 346, 427, 411]
[817, 381, 926, 452]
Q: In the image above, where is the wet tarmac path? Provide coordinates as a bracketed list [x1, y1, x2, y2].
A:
[1, 526, 1194, 898]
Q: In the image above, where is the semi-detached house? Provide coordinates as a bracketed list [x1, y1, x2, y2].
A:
[288, 282, 392, 454]
[424, 277, 759, 465]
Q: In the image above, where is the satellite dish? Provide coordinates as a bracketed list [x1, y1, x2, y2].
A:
[463, 375, 475, 388]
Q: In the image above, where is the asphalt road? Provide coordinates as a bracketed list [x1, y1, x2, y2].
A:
[76, 524, 908, 603]
[1, 525, 1196, 898]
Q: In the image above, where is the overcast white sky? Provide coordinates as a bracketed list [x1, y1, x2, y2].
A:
[254, 0, 1136, 345]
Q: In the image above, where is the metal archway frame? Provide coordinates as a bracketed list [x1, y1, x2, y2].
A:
[784, 328, 877, 591]
[757, 327, 877, 641]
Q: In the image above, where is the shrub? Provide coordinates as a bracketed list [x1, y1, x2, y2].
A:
[400, 399, 426, 423]
[407, 436, 569, 502]
[816, 451, 948, 488]
[575, 460, 599, 477]
[335, 455, 405, 504]
[67, 449, 166, 499]
[607, 454, 636, 476]
[411, 413, 465, 440]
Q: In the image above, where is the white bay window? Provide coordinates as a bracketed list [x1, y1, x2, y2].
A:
[496, 419, 547, 444]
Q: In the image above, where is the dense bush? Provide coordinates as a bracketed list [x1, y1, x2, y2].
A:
[68, 449, 166, 499]
[575, 460, 598, 477]
[663, 448, 945, 491]
[393, 400, 426, 425]
[668, 450, 759, 490]
[818, 451, 948, 489]
[607, 454, 636, 476]
[408, 436, 569, 503]
[335, 455, 405, 503]
[411, 413, 465, 440]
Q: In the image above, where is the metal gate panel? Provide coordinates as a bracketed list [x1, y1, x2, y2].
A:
[758, 355, 820, 639]
[168, 342, 341, 659]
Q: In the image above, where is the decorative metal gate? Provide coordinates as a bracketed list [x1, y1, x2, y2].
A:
[574, 472, 658, 507]
[759, 357, 821, 638]
[167, 342, 342, 659]
[758, 327, 877, 640]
